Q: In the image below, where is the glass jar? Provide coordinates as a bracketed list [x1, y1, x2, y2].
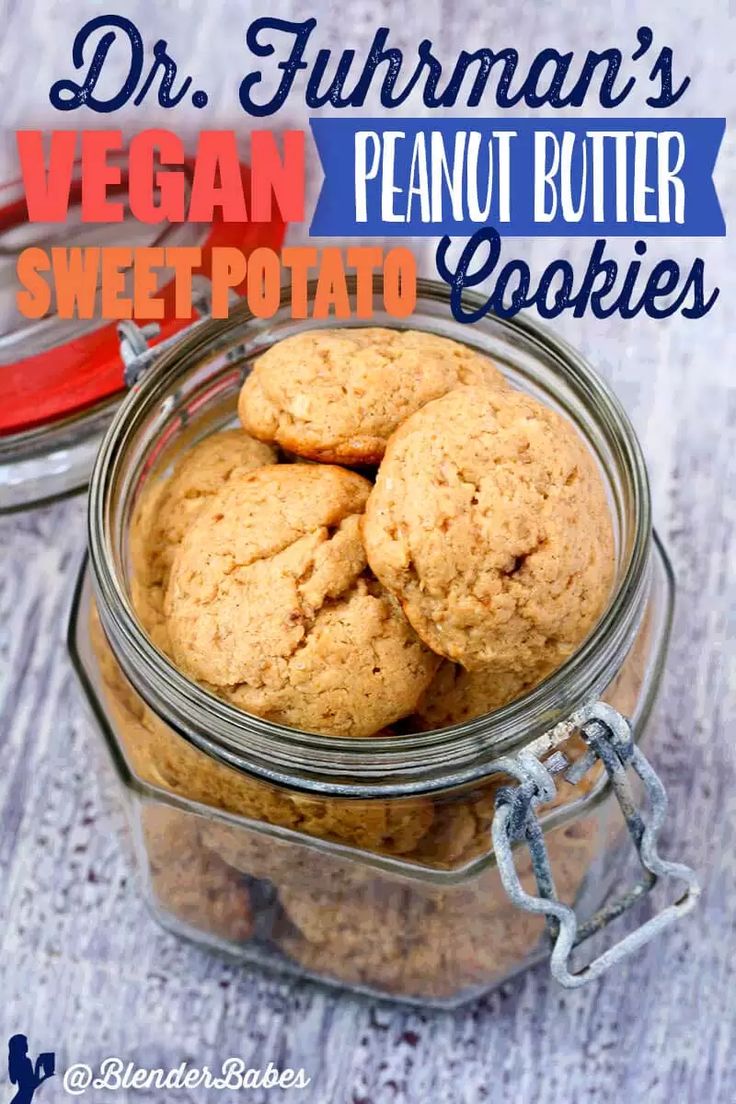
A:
[68, 279, 698, 1006]
[0, 166, 285, 512]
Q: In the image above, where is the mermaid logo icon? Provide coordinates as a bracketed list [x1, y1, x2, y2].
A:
[6, 1036, 55, 1104]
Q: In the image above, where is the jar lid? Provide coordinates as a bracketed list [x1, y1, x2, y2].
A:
[0, 161, 286, 511]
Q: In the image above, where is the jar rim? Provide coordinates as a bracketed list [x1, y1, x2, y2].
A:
[87, 277, 653, 797]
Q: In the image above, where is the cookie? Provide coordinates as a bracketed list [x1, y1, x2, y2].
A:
[414, 659, 553, 731]
[238, 328, 506, 465]
[147, 725, 433, 856]
[276, 812, 601, 998]
[407, 788, 495, 867]
[363, 386, 615, 673]
[142, 804, 253, 942]
[89, 600, 146, 724]
[165, 464, 440, 736]
[199, 786, 435, 878]
[130, 428, 276, 646]
[92, 591, 435, 857]
[129, 699, 435, 857]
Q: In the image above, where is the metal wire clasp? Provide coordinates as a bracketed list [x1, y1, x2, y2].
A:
[118, 320, 161, 385]
[491, 702, 700, 989]
[117, 276, 224, 387]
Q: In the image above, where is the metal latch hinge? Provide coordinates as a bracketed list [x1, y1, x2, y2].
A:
[491, 701, 700, 988]
[118, 320, 161, 386]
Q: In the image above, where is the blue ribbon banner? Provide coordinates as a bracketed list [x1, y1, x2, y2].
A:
[310, 117, 725, 237]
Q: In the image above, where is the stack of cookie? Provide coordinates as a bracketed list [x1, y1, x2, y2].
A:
[95, 325, 620, 997]
[131, 326, 614, 737]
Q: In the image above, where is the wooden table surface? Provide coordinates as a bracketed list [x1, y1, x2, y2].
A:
[1, 2, 734, 1101]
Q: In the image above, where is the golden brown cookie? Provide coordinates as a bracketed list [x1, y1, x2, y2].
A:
[363, 386, 615, 673]
[414, 659, 553, 731]
[165, 464, 440, 736]
[130, 428, 276, 647]
[238, 328, 506, 465]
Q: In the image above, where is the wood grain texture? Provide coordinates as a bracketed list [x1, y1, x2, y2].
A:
[1, 1, 735, 1101]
